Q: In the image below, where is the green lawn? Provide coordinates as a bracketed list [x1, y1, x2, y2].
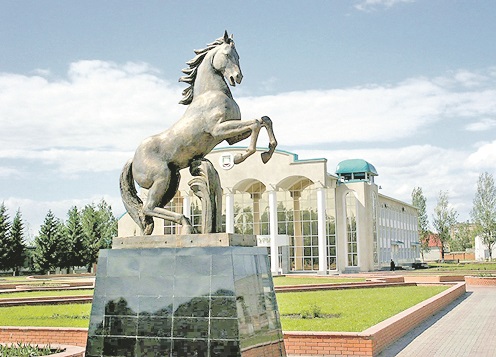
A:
[273, 276, 366, 286]
[0, 289, 94, 299]
[0, 304, 92, 328]
[277, 285, 448, 332]
[428, 262, 496, 271]
[0, 285, 449, 331]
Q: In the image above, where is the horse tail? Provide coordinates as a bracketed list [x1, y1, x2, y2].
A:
[119, 159, 154, 235]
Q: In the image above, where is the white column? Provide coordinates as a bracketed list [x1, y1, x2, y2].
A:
[317, 187, 327, 273]
[268, 189, 279, 274]
[182, 194, 191, 219]
[225, 191, 235, 234]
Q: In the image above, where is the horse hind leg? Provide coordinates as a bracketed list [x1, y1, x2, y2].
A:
[142, 172, 194, 234]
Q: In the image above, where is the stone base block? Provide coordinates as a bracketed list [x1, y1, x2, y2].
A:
[85, 245, 286, 357]
[113, 233, 257, 249]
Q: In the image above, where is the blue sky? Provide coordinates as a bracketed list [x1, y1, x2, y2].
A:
[1, 0, 496, 239]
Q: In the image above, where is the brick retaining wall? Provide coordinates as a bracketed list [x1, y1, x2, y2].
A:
[284, 332, 373, 356]
[0, 327, 87, 347]
[0, 281, 467, 357]
[403, 275, 464, 283]
[283, 282, 466, 356]
[465, 276, 496, 286]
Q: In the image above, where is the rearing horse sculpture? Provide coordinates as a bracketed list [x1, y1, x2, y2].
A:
[120, 31, 277, 235]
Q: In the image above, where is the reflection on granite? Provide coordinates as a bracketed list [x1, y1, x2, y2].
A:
[85, 246, 286, 357]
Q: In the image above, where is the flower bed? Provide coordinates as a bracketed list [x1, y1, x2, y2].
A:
[0, 343, 84, 357]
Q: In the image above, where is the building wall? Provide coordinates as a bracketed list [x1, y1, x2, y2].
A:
[378, 195, 419, 268]
[118, 147, 419, 273]
[475, 235, 496, 261]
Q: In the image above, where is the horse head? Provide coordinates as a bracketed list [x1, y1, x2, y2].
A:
[212, 31, 243, 86]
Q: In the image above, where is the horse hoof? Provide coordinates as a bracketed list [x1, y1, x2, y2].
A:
[181, 225, 195, 235]
[234, 153, 245, 164]
[261, 116, 272, 126]
[261, 152, 271, 164]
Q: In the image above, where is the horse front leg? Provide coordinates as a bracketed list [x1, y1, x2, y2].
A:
[212, 119, 262, 164]
[234, 119, 262, 164]
[260, 116, 278, 163]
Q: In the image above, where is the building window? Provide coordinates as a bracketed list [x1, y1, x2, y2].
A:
[233, 190, 269, 235]
[372, 192, 379, 266]
[162, 194, 196, 234]
[345, 192, 358, 267]
[326, 189, 337, 270]
[277, 183, 319, 271]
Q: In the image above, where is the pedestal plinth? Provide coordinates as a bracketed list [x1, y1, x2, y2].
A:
[85, 235, 286, 357]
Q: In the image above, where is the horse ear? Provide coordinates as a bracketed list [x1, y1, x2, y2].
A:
[223, 30, 229, 43]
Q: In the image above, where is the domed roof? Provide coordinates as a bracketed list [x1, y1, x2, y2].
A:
[336, 159, 378, 176]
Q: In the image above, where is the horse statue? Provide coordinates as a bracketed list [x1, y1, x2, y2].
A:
[120, 31, 277, 235]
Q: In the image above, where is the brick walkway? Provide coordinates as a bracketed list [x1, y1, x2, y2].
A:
[378, 286, 496, 357]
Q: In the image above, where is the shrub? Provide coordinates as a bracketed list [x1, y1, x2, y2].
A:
[0, 342, 63, 356]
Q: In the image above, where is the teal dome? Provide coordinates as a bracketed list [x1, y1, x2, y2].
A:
[336, 159, 378, 176]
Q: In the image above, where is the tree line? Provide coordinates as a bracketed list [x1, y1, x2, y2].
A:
[0, 199, 117, 275]
[412, 172, 496, 261]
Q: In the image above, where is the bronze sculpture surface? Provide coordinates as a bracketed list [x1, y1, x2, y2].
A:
[120, 31, 277, 235]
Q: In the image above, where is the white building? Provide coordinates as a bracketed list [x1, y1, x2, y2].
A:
[118, 147, 420, 274]
[475, 235, 496, 261]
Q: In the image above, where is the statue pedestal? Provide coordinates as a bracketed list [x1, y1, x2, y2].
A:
[85, 235, 286, 357]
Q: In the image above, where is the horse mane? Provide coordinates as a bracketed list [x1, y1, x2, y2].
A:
[178, 32, 234, 105]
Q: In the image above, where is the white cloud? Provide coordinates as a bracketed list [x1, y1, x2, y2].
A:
[453, 70, 489, 88]
[239, 74, 496, 148]
[2, 62, 496, 177]
[465, 118, 496, 131]
[354, 0, 414, 12]
[0, 148, 133, 175]
[0, 60, 184, 154]
[465, 140, 496, 170]
[2, 61, 496, 232]
[297, 144, 483, 225]
[0, 167, 21, 178]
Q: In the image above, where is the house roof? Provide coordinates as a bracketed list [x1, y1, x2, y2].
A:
[427, 234, 442, 248]
[336, 159, 378, 176]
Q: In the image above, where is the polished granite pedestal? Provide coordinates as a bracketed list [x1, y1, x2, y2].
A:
[85, 235, 286, 357]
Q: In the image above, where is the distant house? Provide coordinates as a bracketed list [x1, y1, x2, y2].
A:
[423, 234, 442, 261]
[475, 235, 496, 261]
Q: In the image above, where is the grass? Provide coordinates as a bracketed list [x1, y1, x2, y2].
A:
[428, 262, 496, 271]
[0, 289, 94, 299]
[0, 343, 63, 357]
[273, 276, 365, 286]
[0, 303, 92, 328]
[277, 285, 448, 332]
[0, 284, 449, 332]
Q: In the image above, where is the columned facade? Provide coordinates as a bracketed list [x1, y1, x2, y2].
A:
[118, 148, 420, 273]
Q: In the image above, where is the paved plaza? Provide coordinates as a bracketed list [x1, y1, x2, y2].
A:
[378, 286, 496, 357]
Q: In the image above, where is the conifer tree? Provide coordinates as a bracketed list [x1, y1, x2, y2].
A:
[82, 204, 99, 272]
[0, 203, 11, 272]
[8, 209, 26, 275]
[96, 199, 117, 248]
[64, 206, 86, 272]
[34, 210, 64, 274]
[81, 200, 117, 271]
